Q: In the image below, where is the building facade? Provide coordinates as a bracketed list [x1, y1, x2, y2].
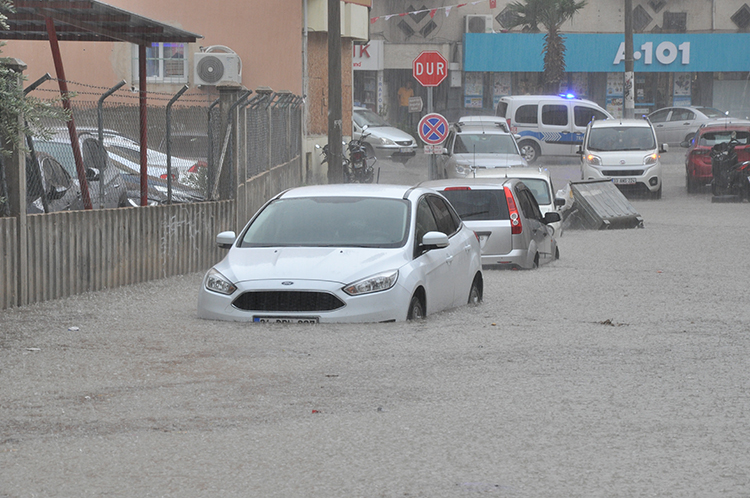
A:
[361, 0, 750, 125]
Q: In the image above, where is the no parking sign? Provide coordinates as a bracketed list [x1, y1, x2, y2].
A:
[418, 113, 449, 153]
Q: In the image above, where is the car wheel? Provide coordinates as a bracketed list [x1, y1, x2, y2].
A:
[519, 141, 540, 163]
[531, 253, 539, 269]
[651, 185, 662, 199]
[407, 293, 425, 320]
[468, 275, 483, 305]
[684, 133, 695, 145]
[686, 175, 699, 194]
[554, 246, 560, 260]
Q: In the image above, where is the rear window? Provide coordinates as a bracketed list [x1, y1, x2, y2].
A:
[698, 131, 750, 146]
[439, 189, 510, 221]
[495, 102, 508, 118]
[515, 105, 538, 124]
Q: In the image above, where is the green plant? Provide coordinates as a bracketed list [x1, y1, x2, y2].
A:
[506, 0, 587, 94]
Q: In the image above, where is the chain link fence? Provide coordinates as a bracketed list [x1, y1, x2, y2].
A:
[1, 78, 302, 216]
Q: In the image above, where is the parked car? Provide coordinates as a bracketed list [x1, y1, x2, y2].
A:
[681, 122, 750, 193]
[580, 117, 666, 199]
[197, 183, 483, 323]
[352, 106, 417, 161]
[25, 151, 83, 214]
[646, 106, 737, 146]
[113, 165, 205, 206]
[31, 134, 129, 210]
[473, 166, 566, 236]
[419, 178, 560, 270]
[437, 121, 527, 179]
[495, 94, 612, 163]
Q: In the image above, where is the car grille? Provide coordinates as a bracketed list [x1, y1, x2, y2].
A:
[232, 291, 345, 312]
[395, 140, 413, 146]
[603, 169, 644, 176]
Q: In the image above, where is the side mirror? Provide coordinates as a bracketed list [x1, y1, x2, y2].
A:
[514, 134, 522, 140]
[216, 230, 236, 249]
[86, 167, 100, 181]
[441, 147, 449, 155]
[660, 144, 669, 153]
[421, 231, 449, 250]
[554, 197, 566, 208]
[543, 211, 562, 224]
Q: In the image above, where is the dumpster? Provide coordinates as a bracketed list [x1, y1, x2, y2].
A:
[563, 179, 644, 230]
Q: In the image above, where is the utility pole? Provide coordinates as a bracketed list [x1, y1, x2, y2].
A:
[624, 0, 635, 118]
[327, 0, 344, 183]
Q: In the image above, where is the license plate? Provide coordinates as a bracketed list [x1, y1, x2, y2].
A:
[253, 316, 319, 324]
[613, 177, 636, 185]
[399, 147, 412, 153]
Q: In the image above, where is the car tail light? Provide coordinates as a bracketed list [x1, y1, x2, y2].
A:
[443, 186, 471, 191]
[188, 161, 207, 173]
[159, 173, 178, 181]
[504, 186, 522, 235]
[506, 118, 512, 130]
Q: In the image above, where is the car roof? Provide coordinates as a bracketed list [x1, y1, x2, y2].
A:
[698, 122, 750, 133]
[276, 183, 426, 200]
[418, 178, 517, 190]
[498, 94, 601, 106]
[590, 118, 653, 128]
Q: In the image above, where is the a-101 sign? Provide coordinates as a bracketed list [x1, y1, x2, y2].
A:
[613, 41, 690, 66]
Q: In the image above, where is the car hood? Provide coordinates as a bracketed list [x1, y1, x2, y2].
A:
[217, 246, 409, 285]
[360, 126, 416, 144]
[454, 153, 528, 168]
[595, 150, 658, 167]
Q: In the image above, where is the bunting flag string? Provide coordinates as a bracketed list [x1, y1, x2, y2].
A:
[370, 0, 495, 24]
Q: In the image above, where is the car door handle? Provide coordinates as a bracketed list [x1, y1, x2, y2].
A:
[445, 254, 454, 264]
[463, 244, 472, 252]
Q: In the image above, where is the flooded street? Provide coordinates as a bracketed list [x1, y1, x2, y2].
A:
[2, 150, 750, 497]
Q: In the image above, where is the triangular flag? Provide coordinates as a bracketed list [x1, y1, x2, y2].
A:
[445, 6, 452, 16]
[430, 8, 437, 18]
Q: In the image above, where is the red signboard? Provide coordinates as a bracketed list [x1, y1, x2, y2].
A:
[412, 50, 448, 87]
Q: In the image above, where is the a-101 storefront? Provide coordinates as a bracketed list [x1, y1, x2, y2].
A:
[463, 32, 750, 119]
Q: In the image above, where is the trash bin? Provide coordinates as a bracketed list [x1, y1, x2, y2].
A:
[564, 179, 644, 230]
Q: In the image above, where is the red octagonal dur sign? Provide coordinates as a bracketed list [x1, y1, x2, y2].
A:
[412, 50, 448, 87]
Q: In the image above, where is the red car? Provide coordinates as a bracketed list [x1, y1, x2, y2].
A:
[684, 123, 750, 193]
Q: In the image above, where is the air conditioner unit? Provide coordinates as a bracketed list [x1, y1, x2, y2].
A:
[465, 15, 494, 34]
[193, 52, 242, 86]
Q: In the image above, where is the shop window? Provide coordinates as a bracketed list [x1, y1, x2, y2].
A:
[515, 105, 538, 124]
[541, 105, 567, 126]
[132, 42, 188, 83]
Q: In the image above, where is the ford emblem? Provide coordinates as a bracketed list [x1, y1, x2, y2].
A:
[281, 281, 294, 286]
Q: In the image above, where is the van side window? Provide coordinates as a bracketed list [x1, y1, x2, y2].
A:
[574, 106, 608, 127]
[541, 105, 568, 126]
[515, 105, 538, 124]
[496, 102, 508, 118]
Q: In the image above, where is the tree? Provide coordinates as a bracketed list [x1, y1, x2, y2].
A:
[506, 0, 587, 94]
[1, 0, 70, 212]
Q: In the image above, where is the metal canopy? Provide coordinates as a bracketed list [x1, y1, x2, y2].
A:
[0, 0, 201, 44]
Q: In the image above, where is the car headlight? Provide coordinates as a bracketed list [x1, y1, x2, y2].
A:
[378, 137, 397, 146]
[643, 153, 658, 165]
[585, 154, 602, 166]
[204, 268, 237, 295]
[343, 270, 398, 296]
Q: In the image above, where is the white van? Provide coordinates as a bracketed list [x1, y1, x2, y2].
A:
[495, 95, 612, 163]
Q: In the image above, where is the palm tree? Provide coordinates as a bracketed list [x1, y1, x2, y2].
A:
[506, 0, 587, 93]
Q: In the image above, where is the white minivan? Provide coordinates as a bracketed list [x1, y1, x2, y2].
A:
[579, 118, 667, 199]
[495, 95, 611, 163]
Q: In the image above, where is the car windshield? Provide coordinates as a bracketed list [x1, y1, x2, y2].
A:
[439, 189, 510, 221]
[239, 197, 410, 248]
[697, 107, 726, 118]
[587, 127, 656, 151]
[353, 109, 390, 128]
[699, 130, 750, 146]
[515, 178, 551, 205]
[454, 134, 518, 154]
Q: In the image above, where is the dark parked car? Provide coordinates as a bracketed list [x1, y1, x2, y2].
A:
[681, 123, 750, 193]
[25, 151, 82, 214]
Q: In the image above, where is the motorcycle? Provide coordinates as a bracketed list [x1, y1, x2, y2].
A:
[345, 131, 377, 183]
[710, 136, 750, 202]
[315, 130, 378, 184]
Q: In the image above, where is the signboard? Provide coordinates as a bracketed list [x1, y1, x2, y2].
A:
[418, 113, 449, 146]
[412, 51, 448, 87]
[408, 96, 423, 113]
